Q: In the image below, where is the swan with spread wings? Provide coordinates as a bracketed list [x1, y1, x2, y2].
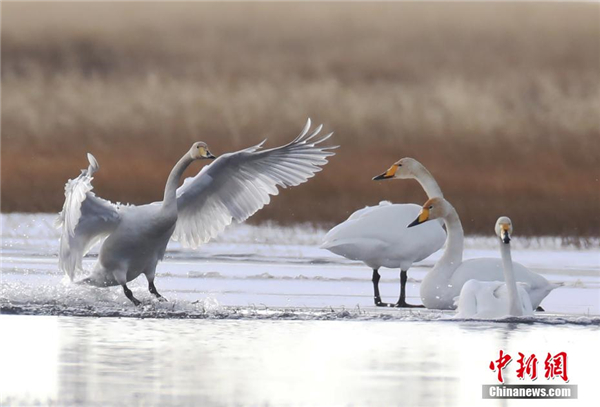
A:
[56, 119, 336, 305]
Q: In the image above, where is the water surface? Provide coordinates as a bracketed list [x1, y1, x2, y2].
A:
[2, 315, 598, 406]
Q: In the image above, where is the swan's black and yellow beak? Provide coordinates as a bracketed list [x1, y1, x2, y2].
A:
[408, 208, 430, 228]
[373, 164, 398, 181]
[206, 151, 217, 160]
[501, 224, 511, 244]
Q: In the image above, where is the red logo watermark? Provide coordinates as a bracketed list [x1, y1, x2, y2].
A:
[544, 352, 568, 382]
[489, 350, 568, 383]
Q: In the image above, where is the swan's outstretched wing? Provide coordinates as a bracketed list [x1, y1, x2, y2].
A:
[56, 154, 121, 280]
[174, 119, 336, 248]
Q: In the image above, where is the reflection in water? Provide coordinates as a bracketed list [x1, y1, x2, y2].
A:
[0, 315, 598, 406]
[0, 316, 59, 403]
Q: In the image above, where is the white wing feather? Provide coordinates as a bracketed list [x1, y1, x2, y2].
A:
[454, 280, 534, 318]
[56, 154, 121, 280]
[173, 119, 337, 248]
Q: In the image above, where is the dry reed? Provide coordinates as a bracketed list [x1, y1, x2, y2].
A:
[1, 2, 599, 237]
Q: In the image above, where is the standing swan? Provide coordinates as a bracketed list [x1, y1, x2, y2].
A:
[56, 120, 336, 305]
[454, 217, 534, 319]
[321, 158, 446, 307]
[407, 198, 557, 310]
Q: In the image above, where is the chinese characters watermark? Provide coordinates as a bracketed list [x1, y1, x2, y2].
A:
[484, 350, 576, 400]
[489, 350, 569, 383]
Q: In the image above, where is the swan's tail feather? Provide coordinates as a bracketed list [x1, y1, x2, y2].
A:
[548, 282, 563, 292]
[320, 240, 334, 250]
[320, 239, 356, 253]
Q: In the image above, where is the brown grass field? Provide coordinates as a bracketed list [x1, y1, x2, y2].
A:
[1, 2, 599, 239]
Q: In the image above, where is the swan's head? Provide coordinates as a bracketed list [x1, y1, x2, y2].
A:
[407, 197, 448, 228]
[190, 142, 217, 160]
[372, 158, 423, 181]
[495, 216, 513, 244]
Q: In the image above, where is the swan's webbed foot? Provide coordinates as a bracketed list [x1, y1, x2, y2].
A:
[374, 297, 393, 307]
[122, 284, 141, 306]
[149, 282, 168, 302]
[536, 306, 545, 312]
[394, 300, 424, 308]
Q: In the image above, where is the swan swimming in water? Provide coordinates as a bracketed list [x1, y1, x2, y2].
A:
[407, 197, 557, 310]
[56, 119, 336, 305]
[321, 158, 446, 307]
[454, 217, 534, 319]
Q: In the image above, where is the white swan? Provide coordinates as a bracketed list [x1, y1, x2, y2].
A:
[454, 217, 534, 319]
[56, 119, 336, 305]
[321, 158, 446, 307]
[407, 198, 557, 310]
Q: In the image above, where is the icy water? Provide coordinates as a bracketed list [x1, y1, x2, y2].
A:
[1, 214, 600, 406]
[2, 315, 599, 407]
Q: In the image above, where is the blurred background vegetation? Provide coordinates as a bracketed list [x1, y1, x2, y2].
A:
[1, 2, 599, 238]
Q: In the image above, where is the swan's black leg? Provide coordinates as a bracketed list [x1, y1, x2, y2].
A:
[122, 284, 141, 306]
[149, 281, 167, 302]
[372, 269, 391, 307]
[394, 270, 424, 308]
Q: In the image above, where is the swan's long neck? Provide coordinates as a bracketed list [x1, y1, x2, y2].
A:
[434, 206, 463, 277]
[414, 166, 443, 199]
[500, 241, 523, 316]
[163, 153, 194, 212]
[420, 204, 463, 309]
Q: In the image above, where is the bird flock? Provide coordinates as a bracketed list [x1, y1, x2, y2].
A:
[57, 119, 557, 317]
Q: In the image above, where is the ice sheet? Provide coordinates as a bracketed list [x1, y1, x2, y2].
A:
[1, 214, 599, 321]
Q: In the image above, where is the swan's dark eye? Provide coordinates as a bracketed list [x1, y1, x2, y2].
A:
[428, 205, 433, 209]
[197, 146, 200, 149]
